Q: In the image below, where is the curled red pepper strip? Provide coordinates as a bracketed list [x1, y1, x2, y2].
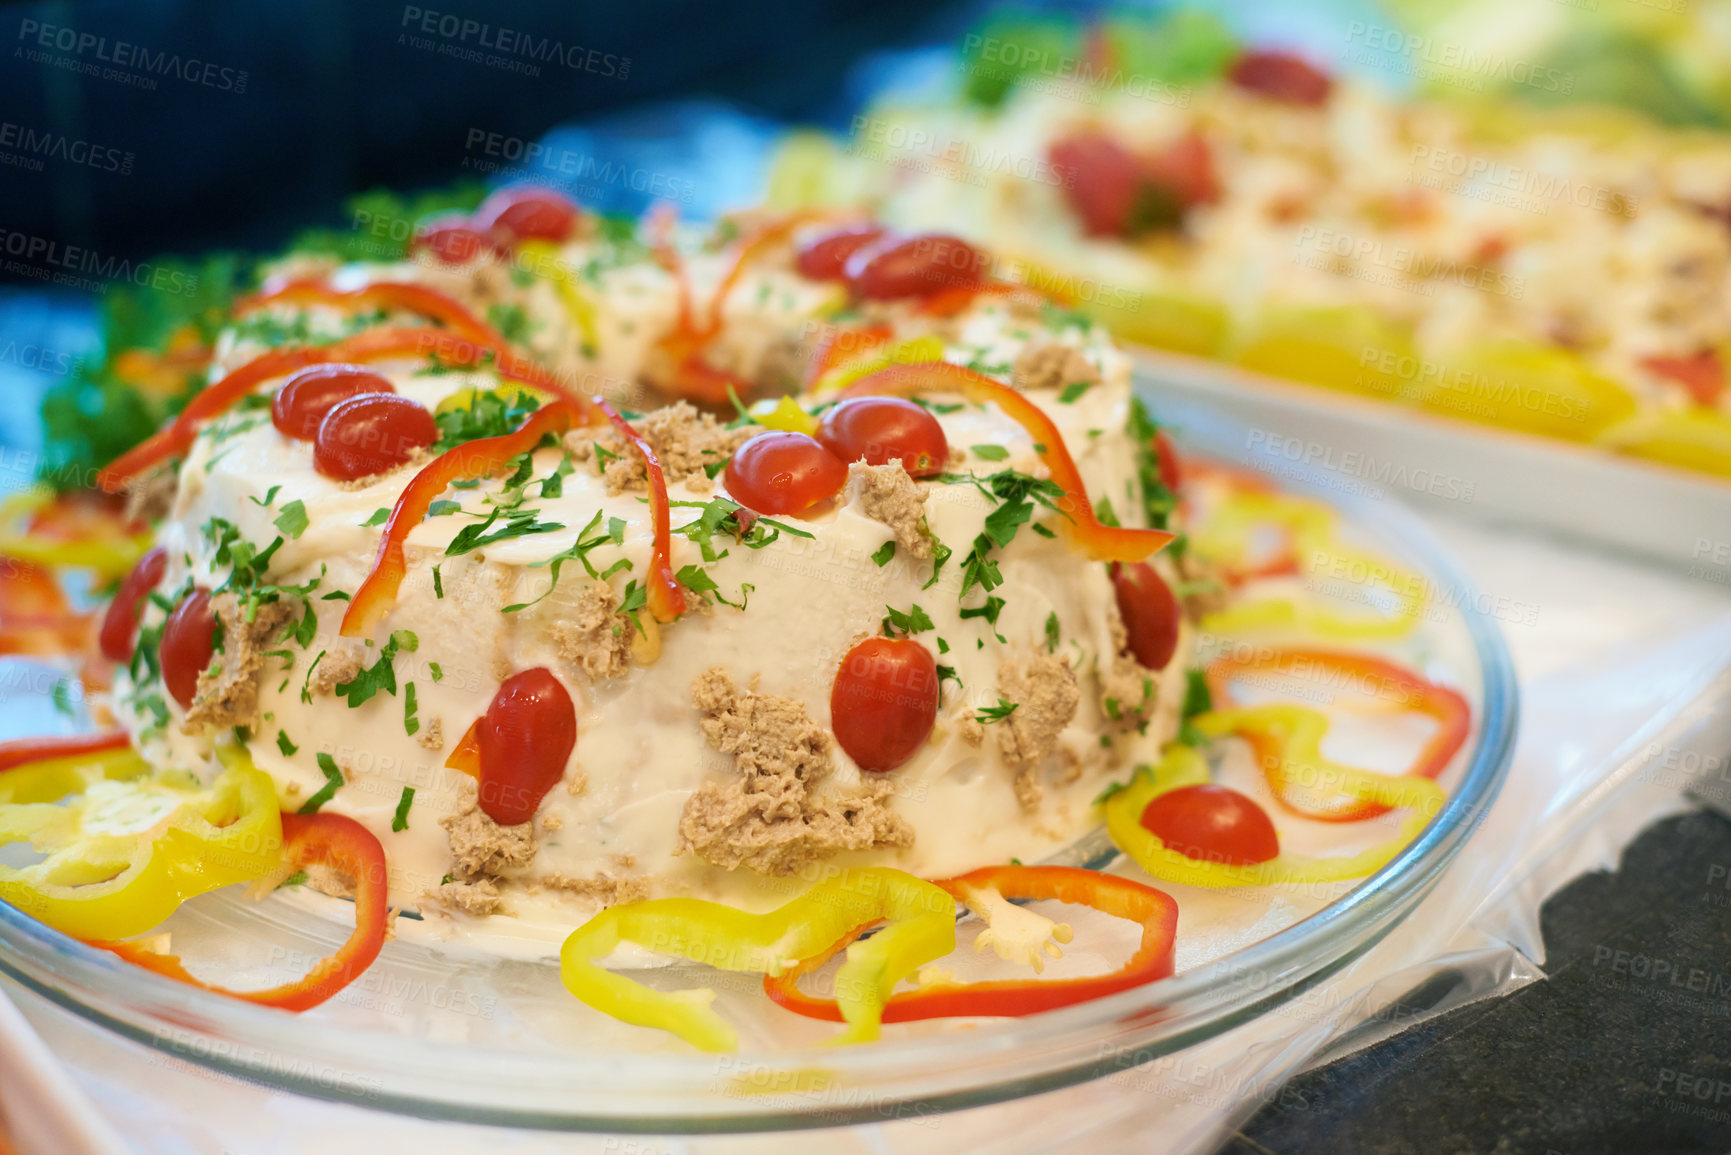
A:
[341, 398, 685, 637]
[763, 865, 1178, 1022]
[234, 280, 504, 347]
[650, 211, 831, 404]
[842, 361, 1176, 563]
[88, 811, 388, 1013]
[99, 326, 597, 492]
[1205, 647, 1471, 822]
[0, 731, 130, 772]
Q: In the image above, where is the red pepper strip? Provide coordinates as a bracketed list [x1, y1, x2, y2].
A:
[763, 865, 1178, 1022]
[1206, 647, 1471, 822]
[341, 400, 686, 637]
[842, 361, 1176, 563]
[1642, 350, 1724, 408]
[99, 324, 600, 492]
[809, 324, 893, 383]
[0, 732, 130, 772]
[87, 811, 388, 1013]
[914, 283, 1038, 319]
[234, 280, 504, 347]
[650, 211, 827, 404]
[444, 720, 480, 775]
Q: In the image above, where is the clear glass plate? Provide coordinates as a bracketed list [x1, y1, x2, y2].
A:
[0, 384, 1517, 1132]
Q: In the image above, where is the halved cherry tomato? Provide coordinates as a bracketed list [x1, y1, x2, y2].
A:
[831, 637, 938, 772]
[1228, 51, 1333, 106]
[846, 235, 985, 300]
[816, 397, 948, 477]
[272, 364, 397, 441]
[1049, 132, 1145, 237]
[475, 187, 579, 247]
[1112, 561, 1180, 672]
[161, 589, 215, 709]
[1153, 428, 1183, 494]
[99, 547, 167, 663]
[796, 225, 886, 281]
[723, 431, 848, 516]
[410, 216, 494, 265]
[313, 394, 438, 481]
[1139, 783, 1280, 866]
[478, 667, 576, 825]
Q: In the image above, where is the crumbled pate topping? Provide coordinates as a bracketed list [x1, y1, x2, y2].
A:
[995, 652, 1081, 811]
[442, 786, 540, 878]
[846, 461, 935, 560]
[1100, 603, 1158, 733]
[181, 594, 298, 733]
[678, 667, 912, 875]
[1012, 343, 1100, 393]
[568, 401, 752, 495]
[550, 579, 638, 682]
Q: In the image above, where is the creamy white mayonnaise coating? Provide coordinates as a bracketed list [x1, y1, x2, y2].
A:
[115, 249, 1190, 946]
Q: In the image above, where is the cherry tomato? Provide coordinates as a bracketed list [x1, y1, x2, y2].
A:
[409, 215, 493, 265]
[723, 431, 848, 516]
[831, 637, 939, 772]
[313, 393, 438, 481]
[474, 187, 580, 247]
[1140, 784, 1280, 865]
[816, 397, 948, 478]
[1228, 51, 1333, 106]
[845, 234, 985, 300]
[272, 364, 397, 441]
[1112, 562, 1180, 671]
[1144, 132, 1221, 210]
[795, 225, 886, 281]
[1049, 131, 1146, 237]
[1152, 428, 1183, 495]
[160, 588, 216, 709]
[99, 547, 168, 663]
[477, 667, 576, 825]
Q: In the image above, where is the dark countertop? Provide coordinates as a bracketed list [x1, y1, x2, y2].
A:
[1218, 807, 1731, 1155]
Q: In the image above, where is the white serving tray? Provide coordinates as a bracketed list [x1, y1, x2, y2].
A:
[1133, 347, 1731, 581]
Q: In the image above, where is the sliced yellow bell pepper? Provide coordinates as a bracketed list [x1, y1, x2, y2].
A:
[559, 867, 956, 1052]
[517, 239, 601, 356]
[1087, 286, 1230, 359]
[0, 741, 283, 940]
[1103, 732, 1443, 888]
[1233, 306, 1418, 404]
[1596, 408, 1731, 480]
[754, 396, 821, 435]
[0, 488, 153, 581]
[1408, 343, 1636, 442]
[1192, 488, 1425, 640]
[812, 336, 946, 394]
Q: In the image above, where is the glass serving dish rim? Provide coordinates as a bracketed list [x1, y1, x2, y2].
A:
[0, 395, 1519, 1132]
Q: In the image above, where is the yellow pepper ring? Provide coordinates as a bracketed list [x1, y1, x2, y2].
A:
[559, 867, 957, 1052]
[1103, 723, 1445, 889]
[1194, 489, 1425, 641]
[0, 488, 153, 581]
[0, 742, 283, 940]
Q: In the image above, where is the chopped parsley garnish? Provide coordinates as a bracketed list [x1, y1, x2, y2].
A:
[1045, 611, 1060, 653]
[1058, 382, 1093, 404]
[1128, 397, 1177, 530]
[404, 682, 420, 736]
[503, 510, 629, 613]
[445, 505, 564, 558]
[432, 388, 541, 453]
[276, 730, 298, 756]
[248, 485, 283, 509]
[432, 564, 444, 599]
[975, 699, 1019, 725]
[670, 496, 812, 562]
[298, 753, 344, 814]
[333, 631, 415, 708]
[937, 664, 962, 699]
[273, 500, 309, 540]
[882, 603, 936, 637]
[486, 302, 534, 345]
[1177, 667, 1213, 748]
[870, 540, 896, 567]
[429, 662, 444, 682]
[971, 444, 1010, 462]
[959, 596, 1007, 642]
[391, 787, 416, 832]
[362, 507, 390, 527]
